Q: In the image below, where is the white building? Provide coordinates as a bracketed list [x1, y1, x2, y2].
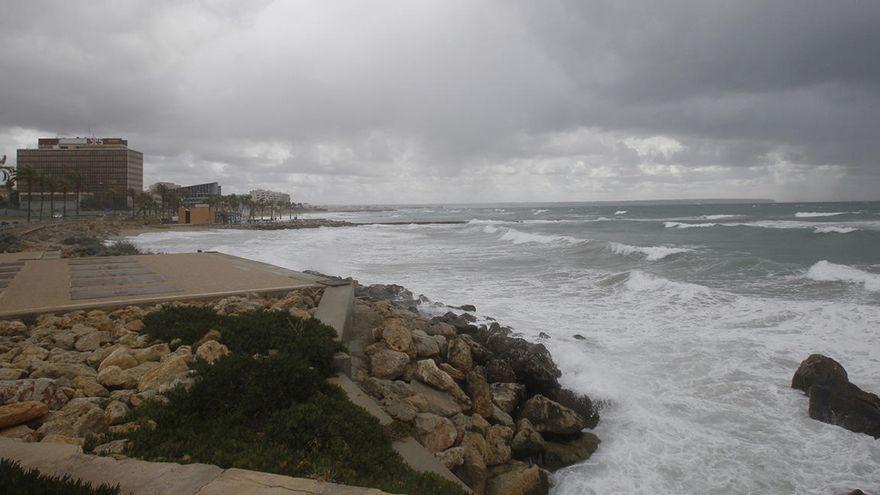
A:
[249, 189, 290, 204]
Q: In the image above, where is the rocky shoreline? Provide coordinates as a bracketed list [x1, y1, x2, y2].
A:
[351, 283, 601, 494]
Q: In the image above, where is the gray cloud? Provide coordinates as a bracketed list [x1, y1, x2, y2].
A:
[1, 0, 878, 203]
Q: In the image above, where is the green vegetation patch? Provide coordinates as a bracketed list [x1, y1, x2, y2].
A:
[107, 307, 464, 495]
[70, 238, 143, 257]
[0, 458, 120, 495]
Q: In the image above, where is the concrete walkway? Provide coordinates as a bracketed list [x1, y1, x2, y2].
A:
[0, 437, 391, 494]
[0, 252, 324, 319]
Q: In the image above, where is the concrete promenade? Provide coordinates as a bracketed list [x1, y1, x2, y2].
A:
[0, 250, 468, 493]
[0, 252, 323, 319]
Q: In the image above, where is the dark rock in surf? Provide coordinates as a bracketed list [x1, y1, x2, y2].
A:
[572, 334, 586, 340]
[433, 312, 479, 334]
[355, 284, 416, 307]
[478, 326, 561, 394]
[538, 332, 550, 339]
[792, 354, 880, 439]
[459, 304, 477, 312]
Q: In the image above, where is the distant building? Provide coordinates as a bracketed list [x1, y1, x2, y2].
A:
[177, 182, 221, 205]
[249, 189, 290, 204]
[178, 205, 215, 225]
[16, 137, 143, 207]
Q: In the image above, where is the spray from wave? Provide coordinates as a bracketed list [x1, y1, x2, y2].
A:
[805, 260, 880, 292]
[609, 242, 692, 261]
[795, 211, 852, 218]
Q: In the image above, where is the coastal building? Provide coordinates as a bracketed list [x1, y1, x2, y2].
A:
[16, 137, 143, 208]
[177, 205, 215, 225]
[249, 189, 290, 204]
[177, 182, 221, 206]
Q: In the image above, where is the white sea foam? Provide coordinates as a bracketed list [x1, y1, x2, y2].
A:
[805, 260, 880, 291]
[814, 226, 858, 234]
[533, 209, 549, 215]
[609, 242, 692, 261]
[702, 214, 739, 220]
[498, 228, 582, 245]
[614, 210, 627, 215]
[664, 221, 717, 229]
[482, 225, 499, 234]
[795, 211, 851, 218]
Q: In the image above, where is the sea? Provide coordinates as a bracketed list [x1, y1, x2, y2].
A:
[127, 201, 880, 494]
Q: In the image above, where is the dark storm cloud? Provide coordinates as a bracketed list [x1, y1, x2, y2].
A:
[0, 0, 878, 202]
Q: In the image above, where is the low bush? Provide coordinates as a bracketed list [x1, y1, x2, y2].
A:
[109, 306, 464, 495]
[0, 458, 120, 495]
[70, 239, 143, 257]
[142, 305, 222, 345]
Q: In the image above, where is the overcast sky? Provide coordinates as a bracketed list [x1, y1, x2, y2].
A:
[1, 0, 878, 204]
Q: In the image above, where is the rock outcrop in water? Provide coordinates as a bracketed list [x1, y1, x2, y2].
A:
[355, 286, 601, 495]
[792, 354, 880, 439]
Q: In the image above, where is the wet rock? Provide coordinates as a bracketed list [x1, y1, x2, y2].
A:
[433, 312, 479, 334]
[0, 401, 49, 429]
[491, 405, 514, 427]
[545, 388, 599, 429]
[414, 413, 458, 452]
[791, 354, 849, 393]
[487, 462, 549, 495]
[541, 432, 600, 471]
[538, 332, 550, 339]
[520, 395, 586, 435]
[792, 354, 880, 438]
[481, 328, 561, 394]
[485, 359, 517, 383]
[572, 334, 586, 340]
[356, 284, 416, 306]
[459, 304, 477, 312]
[461, 432, 490, 494]
[426, 322, 457, 338]
[491, 383, 525, 414]
[370, 348, 410, 380]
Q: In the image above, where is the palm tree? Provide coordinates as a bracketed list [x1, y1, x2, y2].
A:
[16, 166, 36, 222]
[45, 176, 58, 220]
[66, 171, 83, 216]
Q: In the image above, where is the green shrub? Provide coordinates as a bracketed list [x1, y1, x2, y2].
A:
[218, 310, 343, 375]
[107, 306, 465, 495]
[71, 239, 144, 257]
[142, 305, 222, 345]
[0, 458, 120, 495]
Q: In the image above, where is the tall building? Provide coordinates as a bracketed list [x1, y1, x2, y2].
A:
[16, 137, 143, 203]
[249, 189, 290, 204]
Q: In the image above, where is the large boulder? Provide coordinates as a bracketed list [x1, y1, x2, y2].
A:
[466, 370, 494, 418]
[98, 347, 138, 372]
[30, 362, 96, 381]
[411, 330, 441, 358]
[511, 418, 545, 458]
[792, 354, 880, 439]
[137, 355, 190, 393]
[97, 365, 139, 390]
[520, 395, 587, 435]
[480, 328, 561, 394]
[491, 383, 525, 414]
[448, 337, 475, 372]
[0, 320, 28, 337]
[545, 388, 599, 429]
[410, 381, 463, 417]
[435, 446, 465, 470]
[540, 432, 600, 471]
[369, 348, 410, 380]
[0, 401, 49, 429]
[486, 462, 549, 495]
[37, 398, 109, 439]
[414, 413, 458, 452]
[460, 432, 490, 494]
[413, 359, 470, 405]
[485, 359, 517, 383]
[195, 340, 230, 364]
[380, 319, 414, 354]
[74, 331, 111, 352]
[132, 343, 171, 364]
[791, 354, 849, 392]
[484, 425, 513, 466]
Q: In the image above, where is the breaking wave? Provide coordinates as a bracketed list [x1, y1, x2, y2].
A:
[614, 210, 627, 215]
[814, 226, 858, 234]
[805, 260, 880, 292]
[664, 221, 717, 229]
[498, 227, 583, 245]
[795, 211, 851, 218]
[609, 242, 692, 261]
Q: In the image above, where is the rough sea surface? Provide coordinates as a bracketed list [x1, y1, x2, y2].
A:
[129, 201, 880, 494]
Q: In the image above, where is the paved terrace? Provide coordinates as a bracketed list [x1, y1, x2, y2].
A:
[0, 250, 468, 493]
[0, 252, 324, 319]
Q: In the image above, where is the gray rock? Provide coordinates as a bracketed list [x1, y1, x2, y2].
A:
[520, 394, 587, 435]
